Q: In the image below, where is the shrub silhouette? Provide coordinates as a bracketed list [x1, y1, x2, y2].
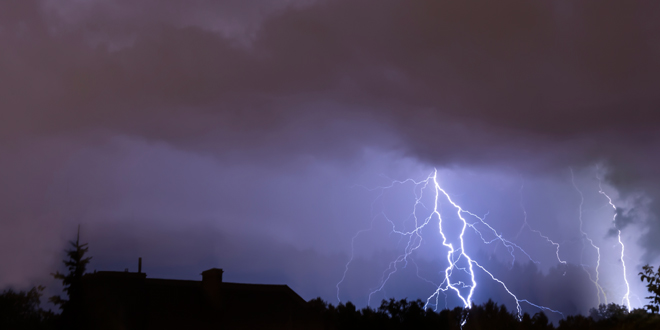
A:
[0, 286, 55, 330]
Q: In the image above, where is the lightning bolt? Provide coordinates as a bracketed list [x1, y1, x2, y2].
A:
[429, 169, 477, 310]
[570, 168, 607, 305]
[516, 184, 567, 266]
[597, 177, 631, 312]
[465, 210, 540, 268]
[338, 169, 563, 322]
[472, 261, 564, 319]
[338, 175, 437, 304]
[336, 223, 376, 303]
[366, 177, 435, 306]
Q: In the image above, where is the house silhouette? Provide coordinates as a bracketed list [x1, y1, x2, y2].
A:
[81, 259, 320, 329]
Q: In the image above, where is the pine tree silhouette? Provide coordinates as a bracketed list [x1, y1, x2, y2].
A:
[50, 226, 91, 330]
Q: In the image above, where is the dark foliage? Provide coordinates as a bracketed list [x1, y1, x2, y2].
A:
[309, 298, 660, 330]
[588, 303, 628, 321]
[640, 264, 660, 314]
[0, 286, 56, 330]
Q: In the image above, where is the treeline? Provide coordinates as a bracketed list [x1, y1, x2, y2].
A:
[0, 286, 57, 329]
[308, 298, 660, 330]
[3, 228, 660, 329]
[3, 291, 660, 330]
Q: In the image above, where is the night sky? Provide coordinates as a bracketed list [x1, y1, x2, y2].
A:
[2, 0, 660, 319]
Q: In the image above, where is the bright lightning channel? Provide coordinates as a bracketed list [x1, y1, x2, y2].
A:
[337, 169, 563, 322]
[597, 178, 631, 312]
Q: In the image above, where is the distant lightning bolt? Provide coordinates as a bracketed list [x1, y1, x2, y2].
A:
[464, 210, 540, 268]
[570, 168, 607, 305]
[338, 169, 563, 322]
[366, 177, 435, 306]
[336, 179, 408, 303]
[336, 223, 375, 302]
[472, 261, 564, 319]
[597, 177, 631, 312]
[516, 184, 567, 265]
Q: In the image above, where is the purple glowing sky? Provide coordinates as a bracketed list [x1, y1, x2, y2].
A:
[2, 0, 660, 318]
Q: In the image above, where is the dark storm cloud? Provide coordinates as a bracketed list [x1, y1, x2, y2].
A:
[4, 0, 659, 151]
[606, 207, 637, 237]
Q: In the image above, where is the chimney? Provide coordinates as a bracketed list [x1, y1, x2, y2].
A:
[202, 268, 224, 283]
[138, 257, 142, 273]
[201, 268, 224, 306]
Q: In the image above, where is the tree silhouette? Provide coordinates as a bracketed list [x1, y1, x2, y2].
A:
[0, 286, 55, 329]
[308, 296, 660, 330]
[640, 264, 660, 314]
[588, 303, 628, 321]
[50, 226, 91, 330]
